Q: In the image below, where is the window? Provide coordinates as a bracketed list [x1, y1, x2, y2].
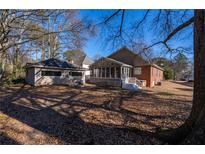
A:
[69, 71, 82, 76]
[134, 67, 141, 75]
[41, 71, 62, 76]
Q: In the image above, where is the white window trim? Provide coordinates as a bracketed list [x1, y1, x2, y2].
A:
[134, 67, 142, 75]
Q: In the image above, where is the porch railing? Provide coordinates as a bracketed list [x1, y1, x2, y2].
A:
[122, 77, 144, 87]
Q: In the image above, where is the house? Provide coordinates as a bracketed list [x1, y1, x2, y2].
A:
[89, 47, 164, 87]
[182, 71, 194, 81]
[26, 58, 86, 86]
[68, 55, 94, 77]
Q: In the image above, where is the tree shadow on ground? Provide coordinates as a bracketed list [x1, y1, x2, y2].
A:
[175, 88, 193, 92]
[0, 84, 192, 144]
[171, 81, 194, 88]
[0, 133, 20, 145]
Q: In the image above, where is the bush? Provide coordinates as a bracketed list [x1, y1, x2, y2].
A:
[164, 67, 174, 80]
[0, 66, 26, 87]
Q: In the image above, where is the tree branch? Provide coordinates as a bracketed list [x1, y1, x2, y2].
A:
[119, 10, 125, 35]
[133, 10, 150, 31]
[144, 16, 194, 52]
[163, 16, 194, 43]
[104, 9, 122, 24]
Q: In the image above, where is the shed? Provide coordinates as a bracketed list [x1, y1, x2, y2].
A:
[26, 58, 86, 86]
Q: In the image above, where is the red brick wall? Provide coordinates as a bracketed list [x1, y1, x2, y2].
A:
[132, 65, 151, 87]
[132, 65, 163, 87]
[150, 66, 163, 87]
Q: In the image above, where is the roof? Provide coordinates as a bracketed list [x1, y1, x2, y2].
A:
[82, 56, 94, 65]
[72, 55, 86, 66]
[151, 64, 164, 71]
[108, 47, 149, 66]
[109, 47, 164, 71]
[106, 58, 133, 67]
[26, 58, 83, 70]
[90, 57, 133, 68]
[71, 55, 94, 66]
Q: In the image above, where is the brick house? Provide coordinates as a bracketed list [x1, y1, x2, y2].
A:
[90, 47, 164, 87]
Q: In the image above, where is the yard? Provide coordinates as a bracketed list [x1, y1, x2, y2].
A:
[0, 81, 193, 144]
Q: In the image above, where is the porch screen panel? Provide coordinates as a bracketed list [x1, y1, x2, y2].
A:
[116, 67, 120, 78]
[106, 67, 110, 78]
[111, 67, 115, 78]
[102, 68, 105, 77]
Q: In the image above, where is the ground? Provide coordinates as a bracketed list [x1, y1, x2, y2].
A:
[0, 81, 193, 144]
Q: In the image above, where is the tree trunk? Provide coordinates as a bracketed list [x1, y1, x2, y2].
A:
[41, 37, 45, 61]
[182, 9, 205, 144]
[159, 10, 205, 144]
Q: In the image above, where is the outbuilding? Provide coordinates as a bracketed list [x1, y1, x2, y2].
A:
[25, 58, 85, 86]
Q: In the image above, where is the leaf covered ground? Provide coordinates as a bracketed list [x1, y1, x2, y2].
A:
[0, 81, 193, 144]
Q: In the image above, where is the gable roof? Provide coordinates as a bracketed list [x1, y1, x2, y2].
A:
[106, 57, 133, 67]
[108, 47, 164, 71]
[71, 55, 94, 66]
[108, 47, 149, 66]
[90, 57, 133, 68]
[82, 56, 94, 65]
[70, 55, 85, 66]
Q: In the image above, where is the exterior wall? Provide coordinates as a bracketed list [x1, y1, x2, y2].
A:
[89, 77, 122, 87]
[25, 67, 35, 85]
[26, 67, 85, 86]
[150, 66, 164, 87]
[82, 64, 91, 76]
[89, 48, 164, 88]
[132, 65, 152, 87]
[132, 65, 163, 87]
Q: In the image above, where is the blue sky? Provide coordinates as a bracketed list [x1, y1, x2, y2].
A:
[79, 10, 194, 60]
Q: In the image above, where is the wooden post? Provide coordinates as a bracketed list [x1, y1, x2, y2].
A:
[97, 68, 99, 77]
[120, 67, 121, 78]
[128, 68, 130, 77]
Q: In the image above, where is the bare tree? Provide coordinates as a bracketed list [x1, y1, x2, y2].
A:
[97, 9, 205, 144]
[0, 9, 96, 80]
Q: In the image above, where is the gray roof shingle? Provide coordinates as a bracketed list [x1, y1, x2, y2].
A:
[26, 58, 77, 69]
[40, 58, 76, 68]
